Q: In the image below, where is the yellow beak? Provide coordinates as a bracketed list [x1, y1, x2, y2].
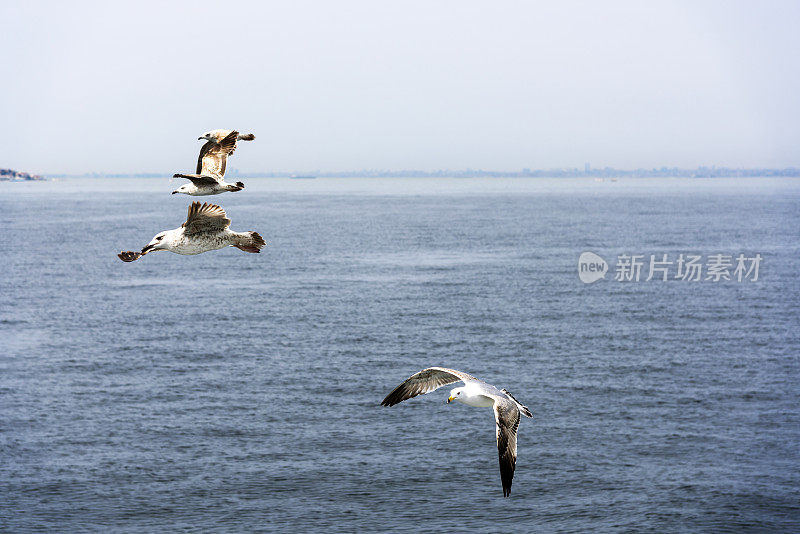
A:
[447, 396, 455, 403]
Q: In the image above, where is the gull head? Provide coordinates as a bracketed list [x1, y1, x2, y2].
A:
[142, 232, 169, 254]
[199, 131, 213, 141]
[172, 184, 192, 195]
[447, 387, 464, 404]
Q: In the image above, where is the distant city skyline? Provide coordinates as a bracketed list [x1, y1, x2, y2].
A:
[2, 1, 800, 174]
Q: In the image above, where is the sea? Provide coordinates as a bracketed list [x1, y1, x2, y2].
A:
[1, 177, 799, 532]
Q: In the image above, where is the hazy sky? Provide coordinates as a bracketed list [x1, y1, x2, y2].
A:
[2, 1, 799, 174]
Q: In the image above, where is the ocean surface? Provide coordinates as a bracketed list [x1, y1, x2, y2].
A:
[1, 177, 799, 532]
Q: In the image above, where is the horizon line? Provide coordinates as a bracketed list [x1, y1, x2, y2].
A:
[38, 165, 800, 179]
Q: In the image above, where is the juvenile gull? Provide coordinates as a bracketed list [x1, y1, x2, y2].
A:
[195, 129, 255, 175]
[381, 367, 532, 497]
[172, 129, 254, 195]
[199, 128, 256, 145]
[118, 201, 265, 262]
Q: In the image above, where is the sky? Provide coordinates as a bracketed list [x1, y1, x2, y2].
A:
[1, 0, 799, 174]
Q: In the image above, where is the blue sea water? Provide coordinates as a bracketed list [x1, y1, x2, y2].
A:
[1, 177, 799, 532]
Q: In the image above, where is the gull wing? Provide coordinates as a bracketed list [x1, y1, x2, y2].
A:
[181, 201, 231, 235]
[493, 398, 521, 497]
[118, 251, 142, 262]
[196, 130, 239, 177]
[380, 367, 480, 407]
[173, 173, 220, 186]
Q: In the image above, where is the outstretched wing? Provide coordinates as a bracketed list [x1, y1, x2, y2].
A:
[381, 367, 480, 407]
[173, 173, 220, 186]
[181, 201, 231, 235]
[118, 251, 142, 262]
[195, 141, 213, 174]
[493, 398, 521, 497]
[196, 130, 239, 177]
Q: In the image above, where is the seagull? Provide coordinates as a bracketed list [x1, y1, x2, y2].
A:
[118, 201, 265, 262]
[381, 367, 533, 497]
[171, 129, 254, 195]
[199, 128, 256, 145]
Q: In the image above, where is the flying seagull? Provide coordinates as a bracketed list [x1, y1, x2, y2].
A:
[172, 129, 255, 195]
[199, 128, 256, 146]
[381, 367, 532, 497]
[118, 202, 265, 262]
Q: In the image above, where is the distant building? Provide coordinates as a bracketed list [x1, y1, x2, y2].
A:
[584, 162, 591, 174]
[0, 168, 45, 181]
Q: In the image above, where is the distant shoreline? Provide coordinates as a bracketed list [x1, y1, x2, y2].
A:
[42, 167, 800, 179]
[0, 168, 46, 181]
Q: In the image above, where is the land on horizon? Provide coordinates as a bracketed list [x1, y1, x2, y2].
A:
[35, 166, 800, 180]
[0, 168, 46, 181]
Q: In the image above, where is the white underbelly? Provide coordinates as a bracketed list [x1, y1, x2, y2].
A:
[457, 395, 495, 408]
[192, 188, 224, 196]
[173, 236, 231, 255]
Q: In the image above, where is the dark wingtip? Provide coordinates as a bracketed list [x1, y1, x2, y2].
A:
[501, 469, 513, 497]
[381, 392, 405, 407]
[118, 251, 142, 262]
[380, 391, 399, 406]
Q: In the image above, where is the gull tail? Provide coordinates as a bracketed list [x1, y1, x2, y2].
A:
[502, 388, 532, 418]
[228, 181, 245, 192]
[238, 133, 256, 141]
[233, 231, 266, 253]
